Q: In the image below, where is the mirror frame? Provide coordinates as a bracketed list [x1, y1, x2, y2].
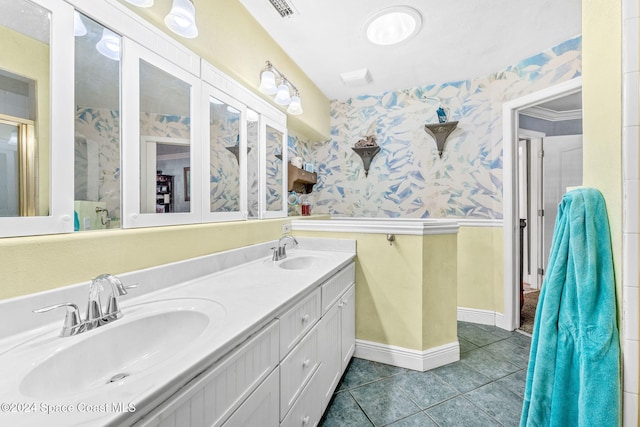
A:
[260, 117, 288, 218]
[202, 83, 248, 222]
[121, 38, 203, 229]
[0, 0, 75, 237]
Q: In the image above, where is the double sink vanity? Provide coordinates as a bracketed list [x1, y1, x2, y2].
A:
[0, 237, 356, 426]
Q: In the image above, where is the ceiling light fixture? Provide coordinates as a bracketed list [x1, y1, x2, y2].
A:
[123, 0, 154, 7]
[96, 28, 121, 61]
[258, 61, 303, 115]
[365, 6, 422, 46]
[164, 0, 198, 39]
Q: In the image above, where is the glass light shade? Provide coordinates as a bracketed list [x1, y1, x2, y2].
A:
[258, 70, 277, 95]
[164, 0, 198, 39]
[365, 7, 422, 46]
[73, 11, 87, 37]
[124, 0, 154, 6]
[287, 95, 303, 115]
[96, 28, 121, 61]
[274, 84, 291, 105]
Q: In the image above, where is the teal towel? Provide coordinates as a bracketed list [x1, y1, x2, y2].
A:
[520, 188, 621, 427]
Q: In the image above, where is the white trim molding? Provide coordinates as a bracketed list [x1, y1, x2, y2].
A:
[292, 218, 459, 235]
[354, 339, 459, 372]
[457, 307, 500, 325]
[520, 105, 582, 122]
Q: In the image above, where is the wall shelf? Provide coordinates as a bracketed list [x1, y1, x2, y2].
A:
[288, 163, 317, 193]
[352, 146, 380, 177]
[424, 121, 458, 157]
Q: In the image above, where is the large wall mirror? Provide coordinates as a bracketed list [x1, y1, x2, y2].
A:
[0, 0, 74, 237]
[74, 13, 121, 231]
[203, 85, 246, 221]
[0, 0, 50, 218]
[0, 0, 291, 237]
[263, 120, 287, 217]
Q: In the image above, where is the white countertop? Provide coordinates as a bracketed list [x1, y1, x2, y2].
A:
[0, 238, 355, 426]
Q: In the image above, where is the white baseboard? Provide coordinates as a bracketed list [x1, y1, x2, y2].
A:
[457, 307, 497, 325]
[457, 307, 510, 331]
[354, 339, 459, 372]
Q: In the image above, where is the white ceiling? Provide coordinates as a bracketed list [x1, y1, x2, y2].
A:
[238, 0, 582, 101]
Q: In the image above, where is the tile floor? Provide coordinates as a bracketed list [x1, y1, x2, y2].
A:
[320, 322, 532, 427]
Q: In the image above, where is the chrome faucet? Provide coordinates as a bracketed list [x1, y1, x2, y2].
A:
[33, 274, 136, 337]
[85, 274, 132, 328]
[272, 235, 299, 261]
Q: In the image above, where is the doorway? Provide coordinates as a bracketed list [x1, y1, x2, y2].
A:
[501, 78, 583, 331]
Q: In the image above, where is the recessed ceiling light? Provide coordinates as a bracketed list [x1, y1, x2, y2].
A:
[365, 6, 422, 46]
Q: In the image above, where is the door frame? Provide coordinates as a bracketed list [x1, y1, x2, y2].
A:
[500, 77, 582, 331]
[518, 129, 545, 290]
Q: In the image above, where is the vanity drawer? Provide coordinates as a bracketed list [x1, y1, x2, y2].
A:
[280, 368, 321, 427]
[277, 288, 320, 359]
[280, 323, 319, 419]
[321, 262, 355, 314]
[134, 321, 279, 427]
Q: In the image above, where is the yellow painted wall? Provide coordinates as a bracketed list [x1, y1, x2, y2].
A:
[0, 26, 50, 214]
[422, 234, 458, 349]
[119, 0, 330, 141]
[294, 230, 458, 351]
[0, 218, 289, 300]
[457, 227, 503, 312]
[582, 0, 622, 312]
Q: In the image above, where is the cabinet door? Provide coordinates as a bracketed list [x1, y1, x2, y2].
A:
[318, 301, 341, 412]
[340, 285, 356, 373]
[222, 368, 280, 427]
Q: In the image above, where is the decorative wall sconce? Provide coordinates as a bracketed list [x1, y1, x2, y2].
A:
[352, 135, 380, 177]
[424, 121, 458, 158]
[259, 61, 303, 115]
[124, 0, 198, 39]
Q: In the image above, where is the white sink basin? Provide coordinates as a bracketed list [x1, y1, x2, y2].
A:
[19, 298, 225, 399]
[278, 255, 325, 270]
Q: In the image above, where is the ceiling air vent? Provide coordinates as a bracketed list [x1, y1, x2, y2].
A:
[268, 0, 297, 18]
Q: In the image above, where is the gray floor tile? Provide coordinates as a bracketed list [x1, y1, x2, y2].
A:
[431, 361, 492, 393]
[391, 370, 459, 409]
[350, 378, 421, 426]
[339, 358, 407, 391]
[495, 369, 528, 399]
[426, 396, 501, 427]
[457, 322, 508, 347]
[319, 391, 373, 427]
[483, 339, 530, 369]
[386, 412, 438, 427]
[465, 382, 524, 427]
[460, 347, 520, 380]
[458, 337, 478, 354]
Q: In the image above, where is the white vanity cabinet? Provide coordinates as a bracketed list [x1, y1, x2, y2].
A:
[132, 261, 355, 427]
[133, 321, 280, 427]
[318, 263, 356, 411]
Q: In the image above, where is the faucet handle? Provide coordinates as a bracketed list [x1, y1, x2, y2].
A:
[33, 303, 82, 336]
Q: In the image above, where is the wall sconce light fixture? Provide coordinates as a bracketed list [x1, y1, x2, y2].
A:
[259, 61, 303, 115]
[124, 0, 197, 38]
[96, 28, 121, 61]
[164, 0, 199, 38]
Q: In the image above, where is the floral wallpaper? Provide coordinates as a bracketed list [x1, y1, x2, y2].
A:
[298, 36, 582, 219]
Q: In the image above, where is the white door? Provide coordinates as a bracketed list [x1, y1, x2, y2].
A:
[541, 135, 583, 275]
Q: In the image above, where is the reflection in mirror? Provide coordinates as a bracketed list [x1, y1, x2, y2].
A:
[0, 0, 50, 217]
[265, 125, 284, 212]
[209, 98, 240, 212]
[246, 110, 260, 218]
[139, 60, 191, 214]
[74, 14, 121, 230]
